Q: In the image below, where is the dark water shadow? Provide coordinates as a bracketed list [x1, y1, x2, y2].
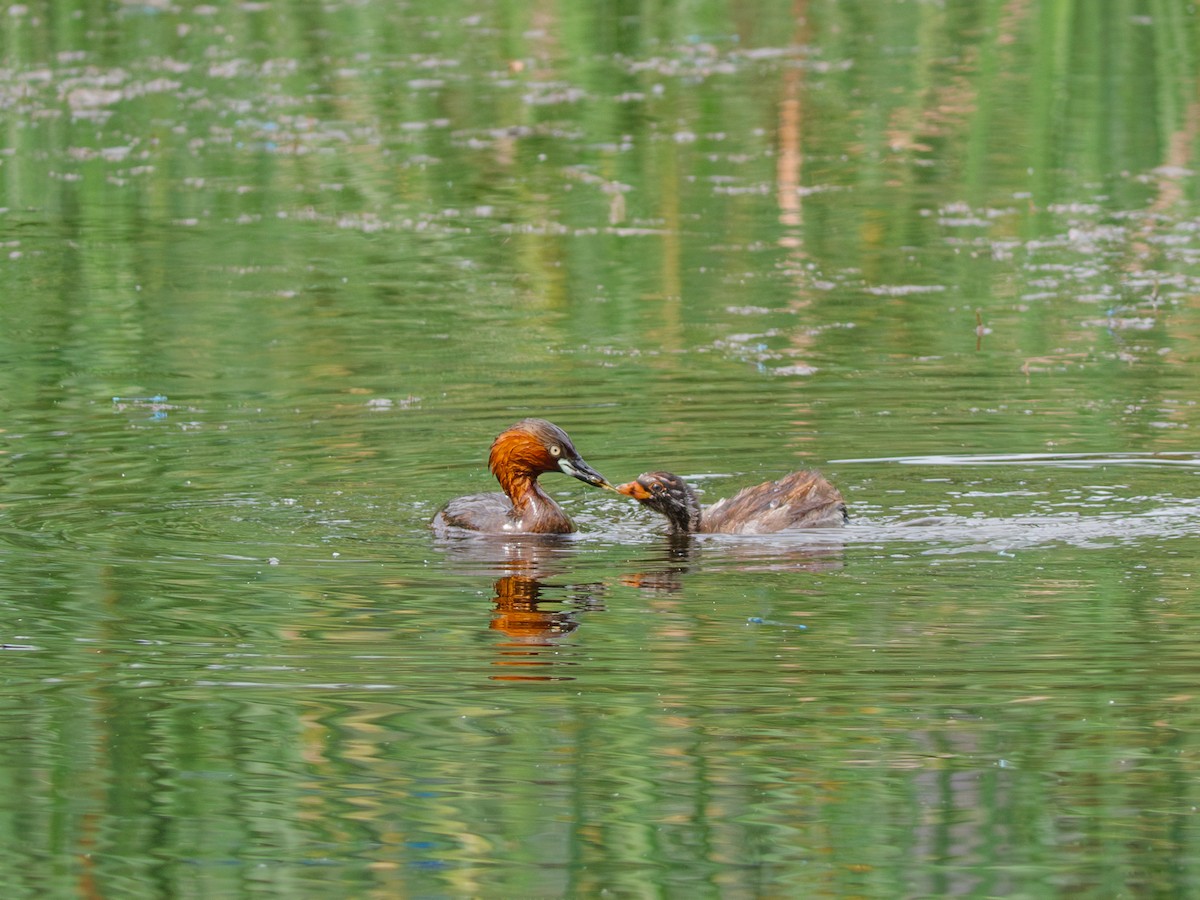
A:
[619, 531, 846, 592]
[432, 531, 588, 579]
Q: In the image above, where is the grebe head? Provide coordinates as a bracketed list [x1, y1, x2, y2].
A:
[615, 471, 702, 533]
[489, 418, 612, 488]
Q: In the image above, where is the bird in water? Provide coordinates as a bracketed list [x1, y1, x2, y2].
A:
[432, 418, 612, 536]
[616, 470, 847, 535]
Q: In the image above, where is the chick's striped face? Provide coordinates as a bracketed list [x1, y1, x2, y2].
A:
[639, 473, 684, 512]
[618, 472, 683, 508]
[615, 472, 701, 532]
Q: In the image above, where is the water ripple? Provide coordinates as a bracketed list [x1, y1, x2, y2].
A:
[834, 451, 1200, 469]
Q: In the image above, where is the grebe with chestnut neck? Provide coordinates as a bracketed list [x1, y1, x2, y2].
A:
[616, 470, 847, 535]
[432, 418, 612, 536]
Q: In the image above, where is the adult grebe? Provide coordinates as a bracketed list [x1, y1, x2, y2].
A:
[432, 418, 612, 535]
[616, 470, 846, 535]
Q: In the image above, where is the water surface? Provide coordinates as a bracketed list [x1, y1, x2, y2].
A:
[3, 1, 1200, 896]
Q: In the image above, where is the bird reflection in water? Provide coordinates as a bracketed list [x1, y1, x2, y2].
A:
[436, 515, 847, 684]
[489, 573, 607, 682]
[619, 533, 847, 595]
[618, 535, 695, 593]
[436, 534, 605, 682]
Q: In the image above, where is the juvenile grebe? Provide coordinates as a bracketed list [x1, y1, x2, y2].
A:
[616, 470, 847, 535]
[432, 418, 612, 535]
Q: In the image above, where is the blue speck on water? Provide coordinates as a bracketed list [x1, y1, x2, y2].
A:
[113, 394, 167, 404]
[747, 617, 807, 630]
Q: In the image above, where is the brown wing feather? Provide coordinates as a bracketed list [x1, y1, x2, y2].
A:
[701, 470, 846, 534]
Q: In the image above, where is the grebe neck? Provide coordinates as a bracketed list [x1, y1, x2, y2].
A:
[496, 469, 571, 533]
[496, 469, 539, 514]
[665, 504, 702, 534]
[664, 486, 703, 534]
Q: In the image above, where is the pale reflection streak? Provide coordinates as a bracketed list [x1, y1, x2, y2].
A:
[832, 450, 1200, 468]
[775, 0, 809, 238]
[775, 3, 827, 387]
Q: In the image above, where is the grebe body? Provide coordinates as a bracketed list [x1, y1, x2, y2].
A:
[433, 419, 611, 536]
[616, 470, 846, 535]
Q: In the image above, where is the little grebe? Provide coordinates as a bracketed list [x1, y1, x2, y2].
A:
[616, 470, 847, 535]
[432, 418, 612, 536]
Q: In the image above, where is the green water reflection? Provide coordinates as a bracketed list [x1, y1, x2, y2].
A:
[3, 0, 1200, 896]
